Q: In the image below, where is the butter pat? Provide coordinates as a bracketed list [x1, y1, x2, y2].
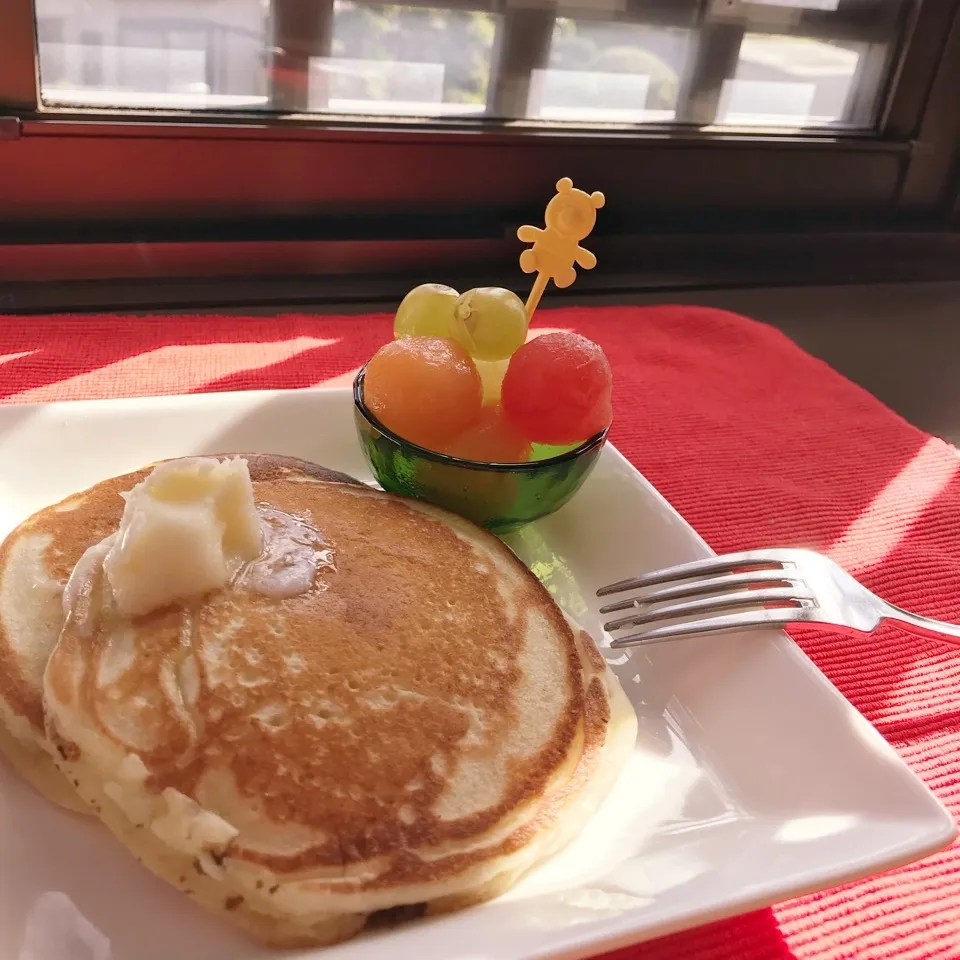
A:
[103, 457, 262, 617]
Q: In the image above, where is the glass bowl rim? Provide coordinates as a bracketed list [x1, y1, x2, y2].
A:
[353, 365, 608, 474]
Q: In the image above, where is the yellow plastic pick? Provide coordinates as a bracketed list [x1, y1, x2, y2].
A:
[517, 177, 605, 322]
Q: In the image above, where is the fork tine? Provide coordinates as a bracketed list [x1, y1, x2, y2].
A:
[609, 607, 812, 648]
[603, 586, 810, 633]
[596, 550, 790, 598]
[597, 568, 800, 615]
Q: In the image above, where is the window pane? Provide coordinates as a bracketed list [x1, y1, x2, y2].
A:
[36, 2, 268, 109]
[718, 34, 875, 128]
[311, 2, 495, 116]
[33, 0, 912, 130]
[530, 18, 692, 124]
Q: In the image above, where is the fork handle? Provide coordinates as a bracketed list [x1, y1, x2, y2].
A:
[884, 604, 960, 647]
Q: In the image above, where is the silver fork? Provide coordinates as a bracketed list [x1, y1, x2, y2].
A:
[597, 548, 960, 650]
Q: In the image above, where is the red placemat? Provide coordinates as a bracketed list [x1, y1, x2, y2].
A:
[2, 305, 959, 959]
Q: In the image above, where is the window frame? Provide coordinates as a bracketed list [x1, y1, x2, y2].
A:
[2, 0, 960, 302]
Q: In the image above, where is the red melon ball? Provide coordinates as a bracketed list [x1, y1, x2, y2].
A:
[501, 332, 612, 445]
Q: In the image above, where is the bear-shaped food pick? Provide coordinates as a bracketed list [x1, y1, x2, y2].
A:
[517, 176, 605, 320]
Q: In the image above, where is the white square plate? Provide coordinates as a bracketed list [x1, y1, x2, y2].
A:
[0, 388, 954, 960]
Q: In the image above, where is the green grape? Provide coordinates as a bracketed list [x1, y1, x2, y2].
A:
[393, 283, 459, 340]
[450, 287, 528, 362]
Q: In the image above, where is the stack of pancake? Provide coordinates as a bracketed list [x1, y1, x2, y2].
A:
[0, 454, 636, 947]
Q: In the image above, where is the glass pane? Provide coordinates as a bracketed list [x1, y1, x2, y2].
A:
[530, 18, 692, 124]
[718, 33, 871, 128]
[33, 0, 913, 130]
[35, 2, 268, 109]
[311, 1, 495, 116]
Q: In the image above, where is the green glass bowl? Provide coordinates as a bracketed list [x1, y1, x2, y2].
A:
[353, 367, 608, 535]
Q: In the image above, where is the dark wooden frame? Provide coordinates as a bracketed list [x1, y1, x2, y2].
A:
[1, 0, 960, 309]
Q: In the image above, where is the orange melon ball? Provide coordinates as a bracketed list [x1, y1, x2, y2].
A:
[442, 406, 532, 463]
[363, 337, 483, 452]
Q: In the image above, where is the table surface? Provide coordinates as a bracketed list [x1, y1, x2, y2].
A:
[2, 305, 959, 960]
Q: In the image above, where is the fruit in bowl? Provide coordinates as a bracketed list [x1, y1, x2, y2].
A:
[353, 292, 613, 532]
[364, 294, 612, 465]
[353, 177, 611, 532]
[353, 365, 607, 534]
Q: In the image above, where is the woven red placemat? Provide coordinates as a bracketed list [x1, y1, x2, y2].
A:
[2, 305, 959, 959]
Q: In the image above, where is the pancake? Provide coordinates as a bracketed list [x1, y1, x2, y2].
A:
[33, 458, 635, 946]
[0, 455, 360, 814]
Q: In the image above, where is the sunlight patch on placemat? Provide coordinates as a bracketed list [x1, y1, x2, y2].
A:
[0, 351, 34, 365]
[828, 437, 959, 572]
[8, 338, 337, 403]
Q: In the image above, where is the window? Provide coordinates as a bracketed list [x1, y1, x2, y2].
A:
[2, 0, 960, 306]
[31, 0, 910, 129]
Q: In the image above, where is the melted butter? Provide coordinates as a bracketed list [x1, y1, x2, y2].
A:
[234, 505, 335, 599]
[62, 535, 116, 638]
[63, 506, 332, 634]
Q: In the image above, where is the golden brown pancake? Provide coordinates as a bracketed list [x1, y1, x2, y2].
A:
[0, 455, 360, 813]
[39, 462, 635, 946]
